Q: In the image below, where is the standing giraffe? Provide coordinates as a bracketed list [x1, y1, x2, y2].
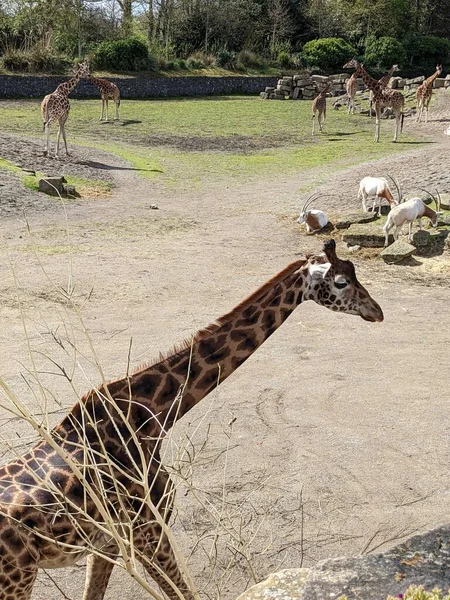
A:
[369, 64, 400, 117]
[41, 61, 90, 158]
[344, 59, 405, 142]
[346, 72, 358, 114]
[0, 240, 383, 600]
[312, 82, 331, 134]
[89, 74, 121, 121]
[416, 64, 443, 123]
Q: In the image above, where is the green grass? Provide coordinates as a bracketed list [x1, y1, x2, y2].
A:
[0, 96, 427, 189]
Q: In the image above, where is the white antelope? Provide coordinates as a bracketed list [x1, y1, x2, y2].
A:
[383, 192, 442, 246]
[297, 194, 329, 233]
[358, 176, 399, 215]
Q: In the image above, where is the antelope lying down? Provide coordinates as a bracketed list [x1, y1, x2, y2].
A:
[358, 176, 398, 215]
[383, 192, 442, 246]
[297, 194, 328, 233]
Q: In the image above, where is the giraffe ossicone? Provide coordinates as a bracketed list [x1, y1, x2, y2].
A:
[0, 239, 383, 600]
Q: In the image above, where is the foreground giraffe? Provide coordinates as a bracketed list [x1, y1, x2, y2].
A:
[0, 240, 383, 600]
[344, 59, 405, 142]
[312, 82, 331, 134]
[416, 64, 443, 123]
[369, 64, 400, 117]
[88, 74, 121, 121]
[41, 61, 90, 158]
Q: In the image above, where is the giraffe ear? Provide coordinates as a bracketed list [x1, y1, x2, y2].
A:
[308, 262, 331, 279]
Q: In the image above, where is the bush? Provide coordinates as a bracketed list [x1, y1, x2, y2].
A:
[176, 58, 188, 70]
[277, 51, 293, 69]
[93, 38, 155, 72]
[405, 35, 450, 74]
[236, 49, 262, 69]
[364, 36, 407, 71]
[215, 49, 235, 69]
[301, 38, 356, 72]
[2, 48, 71, 73]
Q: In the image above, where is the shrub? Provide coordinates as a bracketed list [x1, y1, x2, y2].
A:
[301, 38, 356, 72]
[236, 49, 262, 69]
[176, 58, 188, 70]
[1, 48, 71, 73]
[405, 35, 450, 74]
[215, 49, 235, 69]
[364, 36, 407, 71]
[93, 38, 155, 72]
[277, 51, 293, 69]
[188, 51, 215, 66]
[186, 56, 205, 69]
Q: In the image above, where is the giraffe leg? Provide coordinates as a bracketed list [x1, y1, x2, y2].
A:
[82, 547, 118, 600]
[134, 525, 195, 600]
[312, 113, 316, 135]
[374, 104, 381, 142]
[55, 122, 62, 158]
[44, 122, 51, 157]
[105, 99, 109, 122]
[60, 116, 70, 157]
[114, 100, 119, 120]
[100, 99, 104, 121]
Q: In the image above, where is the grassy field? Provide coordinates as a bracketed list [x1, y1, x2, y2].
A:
[0, 95, 424, 188]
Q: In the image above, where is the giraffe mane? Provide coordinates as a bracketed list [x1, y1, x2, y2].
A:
[84, 258, 307, 396]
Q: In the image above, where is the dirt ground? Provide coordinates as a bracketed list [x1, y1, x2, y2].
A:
[0, 96, 449, 600]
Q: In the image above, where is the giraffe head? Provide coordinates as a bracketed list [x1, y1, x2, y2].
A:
[436, 64, 443, 75]
[75, 60, 90, 79]
[343, 58, 360, 72]
[303, 239, 384, 322]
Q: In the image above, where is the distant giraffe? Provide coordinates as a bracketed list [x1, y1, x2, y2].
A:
[41, 61, 90, 158]
[0, 240, 383, 600]
[369, 64, 400, 117]
[89, 75, 121, 121]
[344, 59, 405, 142]
[416, 64, 443, 123]
[312, 82, 331, 134]
[346, 72, 358, 114]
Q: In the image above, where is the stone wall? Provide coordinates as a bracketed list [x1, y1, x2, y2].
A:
[0, 75, 278, 99]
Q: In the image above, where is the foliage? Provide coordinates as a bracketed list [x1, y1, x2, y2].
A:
[364, 36, 407, 71]
[2, 47, 72, 73]
[405, 36, 450, 74]
[301, 38, 357, 72]
[93, 38, 154, 72]
[236, 50, 263, 69]
[215, 49, 236, 68]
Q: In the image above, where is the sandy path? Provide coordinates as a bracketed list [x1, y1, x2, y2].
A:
[0, 109, 449, 599]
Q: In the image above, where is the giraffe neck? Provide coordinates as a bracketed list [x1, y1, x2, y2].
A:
[89, 75, 107, 88]
[56, 71, 83, 96]
[357, 66, 381, 92]
[56, 260, 309, 441]
[425, 69, 441, 88]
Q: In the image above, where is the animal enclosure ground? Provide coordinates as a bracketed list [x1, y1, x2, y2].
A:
[0, 93, 449, 600]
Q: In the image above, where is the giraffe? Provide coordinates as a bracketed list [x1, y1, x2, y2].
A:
[346, 72, 358, 114]
[88, 75, 121, 121]
[0, 240, 383, 600]
[369, 64, 400, 117]
[41, 61, 90, 158]
[312, 82, 332, 134]
[416, 64, 443, 123]
[344, 59, 405, 142]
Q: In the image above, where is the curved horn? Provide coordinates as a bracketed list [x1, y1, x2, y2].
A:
[301, 192, 321, 213]
[436, 190, 441, 212]
[386, 173, 402, 203]
[417, 187, 436, 205]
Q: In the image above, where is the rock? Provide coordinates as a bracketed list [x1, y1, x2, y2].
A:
[412, 229, 431, 247]
[406, 75, 425, 85]
[445, 236, 450, 250]
[311, 74, 328, 83]
[380, 240, 416, 263]
[38, 176, 67, 195]
[265, 87, 275, 93]
[237, 525, 450, 600]
[148, 204, 159, 210]
[237, 568, 310, 600]
[433, 78, 446, 88]
[437, 214, 450, 226]
[22, 168, 36, 175]
[62, 184, 77, 196]
[342, 224, 389, 247]
[335, 212, 378, 229]
[437, 194, 450, 210]
[346, 244, 361, 253]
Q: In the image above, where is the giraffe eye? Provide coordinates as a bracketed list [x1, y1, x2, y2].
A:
[334, 278, 348, 289]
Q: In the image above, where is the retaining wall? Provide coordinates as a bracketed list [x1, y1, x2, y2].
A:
[0, 75, 279, 99]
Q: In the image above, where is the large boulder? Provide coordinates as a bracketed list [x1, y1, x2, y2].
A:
[237, 525, 450, 600]
[342, 224, 389, 247]
[412, 229, 431, 247]
[380, 240, 416, 263]
[335, 212, 378, 229]
[38, 176, 67, 195]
